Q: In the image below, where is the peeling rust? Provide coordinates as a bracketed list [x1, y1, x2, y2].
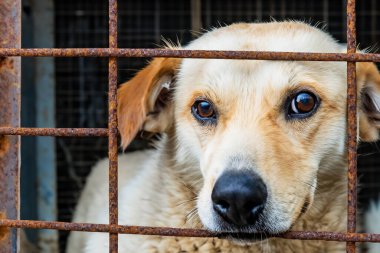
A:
[0, 48, 379, 62]
[108, 0, 119, 252]
[346, 0, 357, 252]
[0, 0, 21, 252]
[0, 213, 8, 242]
[0, 135, 10, 156]
[0, 127, 108, 137]
[0, 58, 15, 72]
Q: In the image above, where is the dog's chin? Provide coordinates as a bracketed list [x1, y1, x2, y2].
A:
[221, 233, 269, 245]
[201, 224, 263, 244]
[203, 219, 291, 245]
[199, 207, 292, 243]
[213, 228, 272, 245]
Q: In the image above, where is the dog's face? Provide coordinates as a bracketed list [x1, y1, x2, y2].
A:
[118, 22, 380, 235]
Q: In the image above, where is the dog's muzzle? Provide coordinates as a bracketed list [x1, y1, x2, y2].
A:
[211, 170, 267, 227]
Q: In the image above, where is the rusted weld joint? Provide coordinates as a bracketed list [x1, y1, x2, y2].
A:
[0, 213, 8, 241]
[0, 135, 9, 157]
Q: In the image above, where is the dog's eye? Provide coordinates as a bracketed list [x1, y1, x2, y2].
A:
[288, 91, 319, 118]
[192, 100, 216, 123]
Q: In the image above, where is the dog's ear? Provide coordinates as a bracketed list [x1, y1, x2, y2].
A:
[357, 62, 380, 142]
[117, 58, 180, 149]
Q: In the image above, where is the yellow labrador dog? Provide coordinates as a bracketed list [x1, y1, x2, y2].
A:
[67, 21, 380, 253]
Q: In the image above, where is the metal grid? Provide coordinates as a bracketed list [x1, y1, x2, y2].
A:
[1, 0, 380, 252]
[54, 4, 192, 248]
[53, 4, 380, 240]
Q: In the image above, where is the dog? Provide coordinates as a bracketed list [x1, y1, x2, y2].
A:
[66, 21, 380, 253]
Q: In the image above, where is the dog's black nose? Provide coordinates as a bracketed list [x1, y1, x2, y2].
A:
[211, 170, 267, 227]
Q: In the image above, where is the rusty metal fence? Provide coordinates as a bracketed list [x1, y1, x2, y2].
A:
[1, 0, 380, 252]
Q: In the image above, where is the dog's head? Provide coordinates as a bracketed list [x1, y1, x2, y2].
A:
[118, 22, 380, 234]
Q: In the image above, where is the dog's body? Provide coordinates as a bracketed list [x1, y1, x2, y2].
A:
[67, 22, 380, 253]
[67, 150, 348, 253]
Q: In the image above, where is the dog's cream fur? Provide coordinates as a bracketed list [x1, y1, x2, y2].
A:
[66, 22, 380, 253]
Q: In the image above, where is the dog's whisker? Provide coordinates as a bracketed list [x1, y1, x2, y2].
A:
[175, 197, 198, 208]
[185, 207, 199, 226]
[186, 210, 198, 222]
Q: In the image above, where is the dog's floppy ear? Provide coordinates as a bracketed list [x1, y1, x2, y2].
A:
[117, 58, 180, 149]
[357, 62, 380, 142]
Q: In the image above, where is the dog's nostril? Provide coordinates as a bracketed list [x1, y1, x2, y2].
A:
[250, 204, 265, 218]
[213, 201, 229, 217]
[244, 201, 256, 211]
[245, 200, 265, 213]
[252, 204, 263, 213]
[217, 200, 230, 210]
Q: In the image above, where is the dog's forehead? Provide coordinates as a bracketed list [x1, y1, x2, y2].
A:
[185, 22, 340, 53]
[177, 22, 345, 97]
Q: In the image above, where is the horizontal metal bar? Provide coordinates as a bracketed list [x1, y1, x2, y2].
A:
[1, 219, 380, 243]
[0, 48, 380, 62]
[0, 127, 108, 137]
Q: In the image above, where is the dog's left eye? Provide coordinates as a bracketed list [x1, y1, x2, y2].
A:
[288, 91, 319, 119]
[191, 99, 216, 123]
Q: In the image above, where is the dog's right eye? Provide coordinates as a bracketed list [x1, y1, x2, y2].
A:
[191, 99, 217, 124]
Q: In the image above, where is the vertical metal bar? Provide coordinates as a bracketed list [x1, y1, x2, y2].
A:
[323, 0, 329, 24]
[346, 0, 357, 252]
[32, 1, 58, 252]
[0, 0, 21, 252]
[256, 0, 262, 22]
[280, 0, 286, 19]
[109, 0, 118, 252]
[371, 0, 377, 44]
[204, 0, 211, 28]
[269, 1, 275, 17]
[154, 0, 161, 44]
[20, 0, 38, 246]
[245, 1, 252, 21]
[191, 0, 202, 37]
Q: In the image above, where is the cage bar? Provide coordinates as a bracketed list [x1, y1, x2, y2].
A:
[0, 0, 21, 252]
[0, 0, 379, 251]
[0, 127, 108, 137]
[0, 48, 380, 62]
[32, 1, 58, 251]
[108, 0, 119, 252]
[346, 0, 357, 252]
[0, 219, 380, 243]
